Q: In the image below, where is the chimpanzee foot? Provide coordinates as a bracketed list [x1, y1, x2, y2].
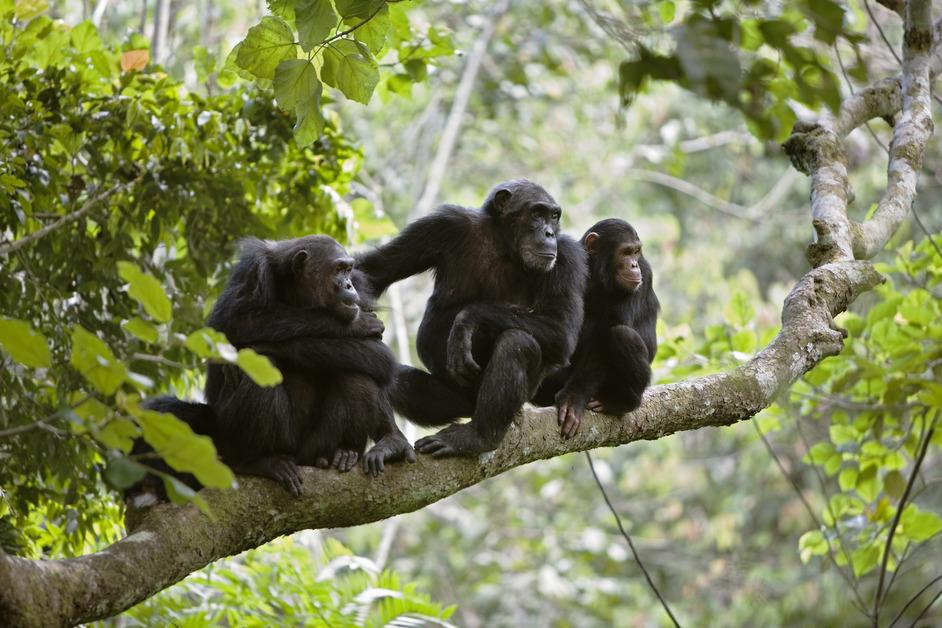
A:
[331, 449, 359, 472]
[238, 455, 302, 497]
[415, 423, 498, 458]
[363, 434, 417, 476]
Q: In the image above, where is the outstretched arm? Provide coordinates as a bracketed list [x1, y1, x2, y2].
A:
[356, 206, 470, 297]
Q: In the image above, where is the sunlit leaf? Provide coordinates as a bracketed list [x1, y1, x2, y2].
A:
[117, 261, 172, 323]
[0, 317, 51, 368]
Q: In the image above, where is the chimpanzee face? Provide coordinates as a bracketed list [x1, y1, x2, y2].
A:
[292, 237, 360, 322]
[584, 221, 645, 294]
[486, 180, 562, 273]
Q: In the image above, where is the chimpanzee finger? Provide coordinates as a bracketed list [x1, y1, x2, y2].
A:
[557, 401, 568, 426]
[315, 457, 330, 469]
[561, 406, 581, 439]
[404, 446, 417, 463]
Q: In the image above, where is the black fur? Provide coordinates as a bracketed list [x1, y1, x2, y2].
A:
[129, 235, 415, 502]
[533, 218, 660, 437]
[357, 180, 587, 457]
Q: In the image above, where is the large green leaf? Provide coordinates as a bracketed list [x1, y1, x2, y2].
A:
[900, 505, 942, 542]
[296, 0, 338, 51]
[235, 16, 298, 80]
[321, 39, 379, 104]
[274, 59, 319, 111]
[293, 82, 326, 145]
[135, 407, 235, 490]
[236, 348, 283, 386]
[69, 326, 127, 395]
[0, 317, 51, 368]
[334, 0, 385, 21]
[117, 261, 172, 323]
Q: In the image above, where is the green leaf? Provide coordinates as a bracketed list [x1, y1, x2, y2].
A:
[829, 424, 858, 446]
[296, 0, 338, 51]
[838, 467, 858, 491]
[274, 59, 319, 111]
[236, 348, 283, 386]
[0, 318, 52, 368]
[117, 261, 172, 323]
[14, 0, 48, 20]
[798, 530, 828, 563]
[883, 470, 905, 500]
[725, 290, 755, 327]
[162, 475, 213, 516]
[294, 85, 326, 145]
[135, 407, 234, 489]
[350, 5, 389, 55]
[236, 16, 297, 80]
[657, 0, 676, 23]
[103, 456, 147, 489]
[122, 317, 158, 343]
[69, 326, 127, 395]
[803, 441, 835, 465]
[900, 505, 942, 542]
[193, 45, 216, 83]
[185, 327, 237, 361]
[334, 0, 384, 21]
[70, 20, 102, 53]
[321, 39, 379, 104]
[855, 465, 880, 502]
[850, 543, 880, 577]
[95, 418, 140, 452]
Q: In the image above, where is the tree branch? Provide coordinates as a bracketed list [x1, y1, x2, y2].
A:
[0, 260, 882, 627]
[0, 179, 138, 257]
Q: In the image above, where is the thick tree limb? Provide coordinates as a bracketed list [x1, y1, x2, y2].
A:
[783, 11, 938, 265]
[0, 260, 881, 627]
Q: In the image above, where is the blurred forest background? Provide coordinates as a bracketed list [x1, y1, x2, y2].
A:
[1, 0, 941, 625]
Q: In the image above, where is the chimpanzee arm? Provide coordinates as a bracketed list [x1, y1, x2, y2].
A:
[252, 338, 397, 386]
[211, 305, 384, 347]
[355, 206, 471, 297]
[448, 236, 587, 373]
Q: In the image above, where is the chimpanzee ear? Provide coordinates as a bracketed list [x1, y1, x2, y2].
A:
[482, 188, 513, 217]
[584, 232, 600, 255]
[292, 249, 309, 274]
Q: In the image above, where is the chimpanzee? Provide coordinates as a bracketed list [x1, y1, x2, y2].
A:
[533, 218, 659, 437]
[356, 179, 587, 457]
[132, 235, 415, 501]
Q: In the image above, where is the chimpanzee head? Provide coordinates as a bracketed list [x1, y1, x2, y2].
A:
[482, 179, 562, 273]
[284, 235, 360, 321]
[582, 219, 648, 294]
[243, 235, 360, 322]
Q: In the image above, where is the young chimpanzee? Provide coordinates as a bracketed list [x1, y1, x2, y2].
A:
[533, 218, 659, 437]
[357, 179, 587, 457]
[132, 235, 415, 501]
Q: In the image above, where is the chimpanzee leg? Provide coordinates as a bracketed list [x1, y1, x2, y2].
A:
[593, 324, 652, 415]
[389, 365, 475, 427]
[212, 366, 304, 496]
[415, 329, 542, 457]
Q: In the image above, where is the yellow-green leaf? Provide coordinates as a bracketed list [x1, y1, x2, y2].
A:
[0, 318, 52, 368]
[117, 261, 172, 323]
[236, 348, 283, 386]
[70, 326, 127, 395]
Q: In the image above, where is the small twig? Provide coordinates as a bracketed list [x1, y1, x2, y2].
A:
[873, 415, 937, 625]
[0, 179, 138, 257]
[585, 452, 682, 627]
[909, 587, 942, 626]
[888, 575, 942, 627]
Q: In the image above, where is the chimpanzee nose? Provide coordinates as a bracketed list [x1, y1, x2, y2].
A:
[544, 228, 554, 238]
[631, 260, 639, 268]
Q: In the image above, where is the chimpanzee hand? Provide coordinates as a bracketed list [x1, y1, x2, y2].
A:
[554, 390, 586, 439]
[446, 311, 480, 387]
[351, 311, 385, 339]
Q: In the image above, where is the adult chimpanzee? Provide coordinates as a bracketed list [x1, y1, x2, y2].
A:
[533, 218, 659, 438]
[133, 235, 414, 501]
[356, 179, 587, 457]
